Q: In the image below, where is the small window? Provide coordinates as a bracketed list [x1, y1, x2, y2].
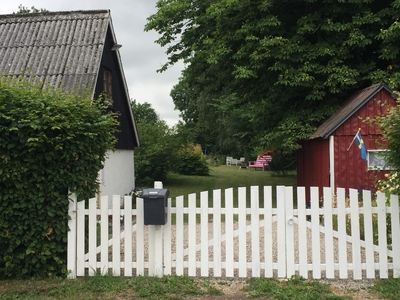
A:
[368, 150, 392, 170]
[103, 68, 113, 106]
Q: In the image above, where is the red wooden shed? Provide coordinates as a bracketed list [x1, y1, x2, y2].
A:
[297, 83, 397, 199]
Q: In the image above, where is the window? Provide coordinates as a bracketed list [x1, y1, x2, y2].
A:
[368, 150, 392, 170]
[103, 68, 113, 105]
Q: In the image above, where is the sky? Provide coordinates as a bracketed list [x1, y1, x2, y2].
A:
[0, 1, 184, 126]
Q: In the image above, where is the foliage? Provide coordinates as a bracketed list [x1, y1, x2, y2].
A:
[131, 101, 179, 186]
[372, 278, 400, 299]
[174, 143, 210, 176]
[15, 4, 49, 14]
[176, 152, 210, 176]
[146, 0, 400, 156]
[244, 276, 343, 299]
[377, 172, 400, 198]
[0, 78, 118, 278]
[130, 100, 159, 124]
[374, 96, 400, 196]
[268, 150, 296, 176]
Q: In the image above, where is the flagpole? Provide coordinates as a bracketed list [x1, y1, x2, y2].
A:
[346, 128, 361, 151]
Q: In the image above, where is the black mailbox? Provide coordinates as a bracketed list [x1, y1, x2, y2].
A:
[143, 188, 169, 225]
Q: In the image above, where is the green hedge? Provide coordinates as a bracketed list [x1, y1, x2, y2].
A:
[0, 78, 118, 278]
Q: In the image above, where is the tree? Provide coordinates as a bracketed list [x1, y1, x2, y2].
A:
[375, 92, 400, 196]
[131, 100, 159, 124]
[146, 0, 400, 156]
[15, 5, 48, 14]
[131, 101, 178, 186]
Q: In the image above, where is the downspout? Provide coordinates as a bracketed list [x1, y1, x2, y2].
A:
[329, 135, 335, 190]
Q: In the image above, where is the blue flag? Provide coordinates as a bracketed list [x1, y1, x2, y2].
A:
[354, 131, 367, 161]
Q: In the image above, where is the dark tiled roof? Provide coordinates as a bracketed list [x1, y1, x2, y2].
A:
[0, 10, 110, 94]
[310, 83, 393, 139]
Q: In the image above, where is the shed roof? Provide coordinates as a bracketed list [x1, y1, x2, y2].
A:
[0, 10, 110, 94]
[310, 83, 393, 139]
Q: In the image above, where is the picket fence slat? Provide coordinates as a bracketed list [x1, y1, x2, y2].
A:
[350, 189, 362, 280]
[337, 188, 348, 279]
[188, 194, 196, 276]
[310, 187, 321, 279]
[251, 186, 260, 277]
[136, 198, 144, 276]
[391, 194, 400, 278]
[176, 196, 184, 276]
[225, 188, 234, 278]
[263, 186, 273, 278]
[323, 188, 334, 279]
[277, 186, 286, 278]
[377, 192, 389, 278]
[363, 190, 375, 279]
[200, 191, 209, 277]
[112, 196, 121, 275]
[285, 186, 295, 278]
[213, 189, 222, 277]
[100, 196, 109, 275]
[297, 187, 308, 278]
[124, 196, 133, 276]
[76, 200, 85, 276]
[238, 187, 247, 278]
[68, 185, 400, 280]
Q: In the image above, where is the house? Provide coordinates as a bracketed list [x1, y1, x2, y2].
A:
[297, 83, 397, 199]
[0, 10, 140, 199]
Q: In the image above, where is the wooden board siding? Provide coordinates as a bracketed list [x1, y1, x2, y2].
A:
[332, 89, 395, 193]
[95, 28, 137, 150]
[297, 138, 329, 200]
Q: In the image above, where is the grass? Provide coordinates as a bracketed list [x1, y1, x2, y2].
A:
[372, 278, 400, 299]
[164, 165, 297, 206]
[0, 275, 222, 300]
[244, 276, 347, 299]
[1, 275, 398, 299]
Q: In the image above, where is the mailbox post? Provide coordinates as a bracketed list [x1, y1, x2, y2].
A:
[145, 181, 169, 277]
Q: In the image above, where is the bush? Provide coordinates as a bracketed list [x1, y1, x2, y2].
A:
[177, 152, 209, 176]
[0, 78, 118, 278]
[268, 150, 295, 176]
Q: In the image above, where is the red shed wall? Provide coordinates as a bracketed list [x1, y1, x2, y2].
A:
[333, 89, 396, 192]
[297, 88, 396, 199]
[297, 138, 330, 199]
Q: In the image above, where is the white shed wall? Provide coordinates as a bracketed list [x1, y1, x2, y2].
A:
[99, 149, 134, 207]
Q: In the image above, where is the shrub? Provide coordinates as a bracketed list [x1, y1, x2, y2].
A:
[177, 152, 209, 176]
[268, 150, 295, 176]
[0, 78, 118, 278]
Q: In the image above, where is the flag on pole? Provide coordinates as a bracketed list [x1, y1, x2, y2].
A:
[354, 130, 367, 161]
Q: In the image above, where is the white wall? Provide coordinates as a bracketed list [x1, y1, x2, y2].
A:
[99, 149, 134, 207]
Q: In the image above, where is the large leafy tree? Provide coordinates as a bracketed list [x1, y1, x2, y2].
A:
[131, 101, 180, 185]
[146, 0, 400, 156]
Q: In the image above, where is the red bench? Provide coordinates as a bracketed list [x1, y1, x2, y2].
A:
[248, 155, 272, 171]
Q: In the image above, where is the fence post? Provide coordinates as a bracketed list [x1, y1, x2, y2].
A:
[67, 193, 77, 279]
[148, 181, 164, 277]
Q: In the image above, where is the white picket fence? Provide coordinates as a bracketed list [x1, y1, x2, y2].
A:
[67, 186, 400, 280]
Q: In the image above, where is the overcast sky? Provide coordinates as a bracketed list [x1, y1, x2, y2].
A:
[0, 1, 183, 126]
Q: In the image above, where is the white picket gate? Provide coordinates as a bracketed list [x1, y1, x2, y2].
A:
[67, 186, 400, 280]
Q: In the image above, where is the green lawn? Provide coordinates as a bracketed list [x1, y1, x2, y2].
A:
[164, 165, 297, 207]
